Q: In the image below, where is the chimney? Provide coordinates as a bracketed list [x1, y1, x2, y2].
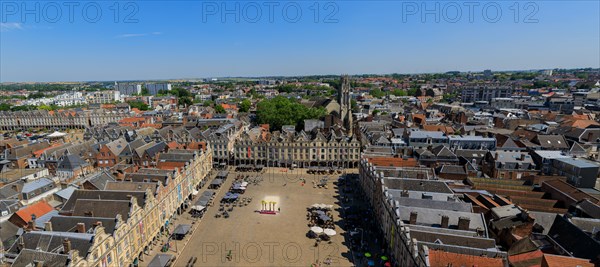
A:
[520, 153, 526, 161]
[76, 222, 86, 233]
[494, 152, 499, 160]
[441, 215, 449, 228]
[44, 221, 53, 231]
[401, 190, 409, 197]
[95, 221, 103, 228]
[458, 217, 471, 230]
[409, 211, 418, 224]
[476, 227, 485, 237]
[17, 236, 24, 252]
[26, 220, 35, 232]
[62, 238, 71, 254]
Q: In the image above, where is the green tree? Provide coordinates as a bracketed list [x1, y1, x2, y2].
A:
[203, 100, 214, 107]
[239, 99, 251, 112]
[28, 92, 45, 99]
[214, 104, 226, 114]
[179, 97, 193, 107]
[37, 104, 53, 111]
[0, 103, 12, 111]
[127, 101, 149, 111]
[370, 89, 386, 98]
[391, 89, 407, 97]
[256, 96, 327, 131]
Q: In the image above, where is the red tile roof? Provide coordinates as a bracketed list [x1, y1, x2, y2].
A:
[509, 249, 543, 267]
[541, 254, 593, 267]
[14, 201, 54, 226]
[428, 250, 505, 267]
[365, 156, 418, 167]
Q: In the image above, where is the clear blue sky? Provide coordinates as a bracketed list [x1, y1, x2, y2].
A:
[1, 1, 599, 82]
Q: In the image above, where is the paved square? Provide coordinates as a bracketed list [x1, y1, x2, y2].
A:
[174, 167, 357, 266]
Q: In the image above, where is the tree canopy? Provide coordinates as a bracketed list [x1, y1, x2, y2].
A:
[127, 101, 149, 111]
[256, 96, 327, 131]
[214, 105, 226, 114]
[239, 99, 251, 112]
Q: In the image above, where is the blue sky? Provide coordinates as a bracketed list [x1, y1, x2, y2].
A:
[1, 1, 599, 82]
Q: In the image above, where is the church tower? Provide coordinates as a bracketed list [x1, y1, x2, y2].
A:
[338, 75, 353, 136]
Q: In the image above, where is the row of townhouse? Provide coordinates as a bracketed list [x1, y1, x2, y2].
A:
[234, 128, 362, 168]
[4, 147, 213, 267]
[358, 157, 507, 267]
[0, 110, 131, 130]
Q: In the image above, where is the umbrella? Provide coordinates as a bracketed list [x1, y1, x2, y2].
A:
[381, 256, 388, 261]
[367, 260, 375, 266]
[323, 229, 336, 236]
[384, 262, 392, 267]
[364, 252, 372, 258]
[314, 210, 325, 215]
[310, 226, 324, 234]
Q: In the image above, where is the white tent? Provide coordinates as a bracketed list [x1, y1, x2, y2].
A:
[324, 229, 336, 236]
[47, 131, 67, 138]
[310, 226, 324, 234]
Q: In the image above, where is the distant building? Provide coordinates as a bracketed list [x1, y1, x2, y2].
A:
[483, 69, 492, 77]
[115, 83, 142, 96]
[461, 83, 513, 103]
[87, 90, 121, 104]
[145, 83, 172, 95]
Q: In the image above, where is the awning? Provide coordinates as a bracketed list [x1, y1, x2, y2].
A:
[148, 254, 173, 267]
[192, 189, 199, 196]
[319, 214, 332, 221]
[195, 196, 211, 207]
[173, 224, 191, 235]
[191, 205, 205, 212]
[223, 192, 239, 200]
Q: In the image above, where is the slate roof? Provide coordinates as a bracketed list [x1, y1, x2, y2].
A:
[388, 194, 472, 212]
[395, 205, 487, 230]
[437, 165, 466, 175]
[383, 178, 453, 194]
[11, 249, 70, 267]
[48, 215, 118, 234]
[547, 215, 600, 261]
[534, 135, 569, 149]
[21, 178, 54, 194]
[61, 190, 146, 212]
[104, 181, 159, 194]
[83, 172, 115, 190]
[8, 231, 94, 257]
[72, 199, 131, 221]
[411, 229, 496, 249]
[57, 154, 89, 171]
